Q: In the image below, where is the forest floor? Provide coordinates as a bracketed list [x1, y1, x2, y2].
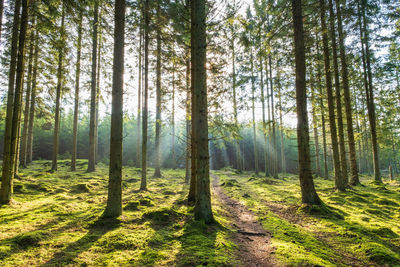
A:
[0, 161, 399, 266]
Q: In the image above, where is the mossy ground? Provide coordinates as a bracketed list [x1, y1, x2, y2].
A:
[216, 169, 400, 266]
[0, 160, 238, 266]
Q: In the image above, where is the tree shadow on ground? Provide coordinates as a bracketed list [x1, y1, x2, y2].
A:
[41, 217, 120, 266]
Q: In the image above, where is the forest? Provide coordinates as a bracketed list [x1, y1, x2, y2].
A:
[0, 0, 399, 266]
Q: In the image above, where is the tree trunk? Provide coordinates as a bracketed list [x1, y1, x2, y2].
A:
[192, 0, 214, 223]
[185, 56, 192, 184]
[277, 69, 286, 173]
[315, 34, 329, 180]
[51, 3, 65, 172]
[328, 0, 348, 186]
[335, 0, 359, 185]
[231, 36, 241, 173]
[71, 10, 83, 171]
[260, 52, 268, 176]
[12, 0, 29, 178]
[27, 28, 38, 165]
[0, 0, 21, 204]
[20, 20, 35, 168]
[171, 56, 176, 170]
[141, 0, 150, 190]
[136, 23, 142, 168]
[154, 2, 162, 178]
[360, 0, 381, 183]
[88, 2, 99, 172]
[103, 0, 125, 218]
[250, 46, 258, 175]
[291, 0, 321, 205]
[311, 79, 321, 177]
[319, 0, 344, 191]
[95, 7, 103, 164]
[269, 54, 278, 178]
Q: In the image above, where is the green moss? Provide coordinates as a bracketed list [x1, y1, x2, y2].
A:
[12, 231, 50, 248]
[355, 242, 400, 265]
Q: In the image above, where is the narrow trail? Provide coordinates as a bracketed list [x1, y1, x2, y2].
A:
[211, 174, 277, 267]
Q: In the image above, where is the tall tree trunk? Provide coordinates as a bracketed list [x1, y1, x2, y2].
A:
[27, 28, 39, 165]
[20, 20, 35, 168]
[269, 54, 278, 177]
[277, 69, 286, 173]
[335, 0, 359, 185]
[136, 23, 142, 168]
[154, 2, 162, 178]
[140, 0, 150, 190]
[0, 0, 21, 204]
[311, 78, 321, 177]
[88, 2, 99, 172]
[51, 3, 65, 172]
[1, 0, 29, 203]
[265, 57, 272, 176]
[319, 0, 344, 191]
[192, 0, 214, 223]
[185, 56, 192, 184]
[291, 0, 321, 205]
[231, 36, 241, 173]
[103, 0, 125, 218]
[250, 46, 258, 175]
[260, 52, 268, 176]
[360, 0, 381, 183]
[71, 10, 83, 171]
[171, 57, 176, 169]
[95, 7, 103, 164]
[328, 0, 348, 186]
[316, 34, 329, 180]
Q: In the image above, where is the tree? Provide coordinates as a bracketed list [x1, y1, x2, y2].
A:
[104, 0, 126, 218]
[88, 2, 99, 172]
[51, 2, 66, 172]
[328, 0, 348, 186]
[335, 0, 359, 185]
[192, 0, 214, 223]
[360, 0, 381, 183]
[1, 0, 29, 204]
[20, 17, 35, 168]
[71, 9, 83, 172]
[140, 0, 150, 191]
[291, 0, 321, 205]
[27, 28, 39, 165]
[319, 0, 345, 191]
[153, 0, 162, 178]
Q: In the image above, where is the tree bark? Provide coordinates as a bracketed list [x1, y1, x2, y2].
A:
[136, 22, 142, 168]
[185, 55, 192, 184]
[0, 0, 21, 204]
[141, 0, 150, 190]
[192, 0, 214, 223]
[319, 0, 344, 191]
[20, 20, 35, 168]
[104, 0, 125, 218]
[335, 0, 359, 185]
[71, 10, 83, 171]
[51, 3, 65, 172]
[328, 0, 348, 186]
[291, 0, 321, 205]
[360, 0, 381, 183]
[88, 2, 99, 172]
[154, 2, 162, 178]
[250, 46, 258, 175]
[27, 28, 39, 165]
[1, 0, 29, 204]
